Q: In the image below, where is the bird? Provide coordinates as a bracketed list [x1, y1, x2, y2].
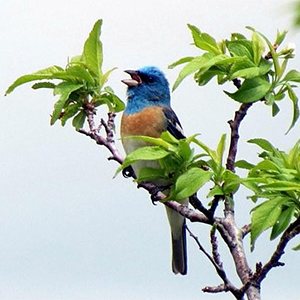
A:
[120, 66, 188, 275]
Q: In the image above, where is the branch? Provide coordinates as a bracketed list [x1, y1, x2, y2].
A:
[202, 283, 229, 294]
[226, 102, 253, 172]
[211, 225, 222, 269]
[241, 224, 251, 238]
[187, 194, 239, 265]
[220, 215, 252, 285]
[78, 109, 213, 226]
[225, 42, 276, 172]
[164, 200, 210, 224]
[187, 226, 244, 299]
[252, 216, 300, 285]
[79, 111, 124, 165]
[209, 195, 223, 216]
[189, 193, 213, 220]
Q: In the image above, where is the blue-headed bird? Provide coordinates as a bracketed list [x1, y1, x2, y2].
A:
[121, 66, 188, 275]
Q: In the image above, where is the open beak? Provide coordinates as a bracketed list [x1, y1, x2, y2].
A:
[121, 70, 142, 87]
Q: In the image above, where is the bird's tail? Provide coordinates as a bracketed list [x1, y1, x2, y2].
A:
[165, 204, 187, 275]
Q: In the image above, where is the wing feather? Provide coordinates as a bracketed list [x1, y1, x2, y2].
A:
[162, 107, 185, 140]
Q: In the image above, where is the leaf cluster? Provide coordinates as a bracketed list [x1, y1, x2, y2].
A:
[237, 139, 300, 249]
[118, 133, 240, 203]
[170, 25, 300, 132]
[5, 20, 124, 130]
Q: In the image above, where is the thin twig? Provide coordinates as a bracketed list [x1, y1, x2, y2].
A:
[209, 195, 223, 216]
[189, 194, 213, 220]
[226, 103, 253, 172]
[186, 226, 224, 273]
[253, 216, 300, 285]
[186, 226, 244, 299]
[241, 224, 251, 238]
[202, 283, 229, 294]
[211, 225, 223, 269]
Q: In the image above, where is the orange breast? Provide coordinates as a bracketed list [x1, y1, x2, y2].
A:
[121, 106, 166, 138]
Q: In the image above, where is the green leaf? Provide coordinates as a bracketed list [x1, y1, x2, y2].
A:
[82, 19, 103, 80]
[161, 131, 181, 144]
[229, 66, 261, 80]
[249, 28, 281, 78]
[252, 31, 265, 65]
[172, 54, 212, 90]
[292, 242, 300, 251]
[168, 57, 194, 69]
[231, 33, 247, 40]
[207, 185, 224, 198]
[251, 198, 283, 249]
[72, 111, 86, 130]
[240, 178, 265, 197]
[275, 30, 288, 46]
[65, 64, 95, 85]
[122, 135, 172, 149]
[248, 163, 276, 177]
[187, 24, 221, 55]
[258, 59, 272, 75]
[51, 82, 84, 125]
[226, 40, 254, 61]
[286, 84, 300, 133]
[195, 68, 226, 86]
[287, 140, 300, 168]
[262, 181, 300, 191]
[216, 134, 226, 165]
[229, 58, 255, 73]
[270, 206, 295, 240]
[178, 140, 193, 161]
[252, 160, 280, 172]
[31, 82, 56, 90]
[69, 55, 82, 64]
[278, 58, 289, 79]
[116, 146, 170, 176]
[265, 92, 275, 106]
[222, 170, 240, 194]
[248, 138, 276, 152]
[173, 53, 244, 90]
[192, 138, 217, 162]
[282, 69, 300, 83]
[173, 168, 212, 200]
[138, 167, 165, 182]
[228, 59, 256, 80]
[5, 65, 64, 95]
[100, 67, 117, 87]
[111, 93, 125, 112]
[60, 103, 81, 126]
[195, 55, 246, 84]
[224, 77, 271, 103]
[99, 92, 125, 112]
[235, 159, 255, 170]
[272, 102, 280, 117]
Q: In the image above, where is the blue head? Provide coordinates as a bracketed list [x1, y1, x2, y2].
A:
[122, 66, 171, 115]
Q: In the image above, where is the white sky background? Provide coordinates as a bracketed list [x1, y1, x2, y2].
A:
[1, 0, 300, 299]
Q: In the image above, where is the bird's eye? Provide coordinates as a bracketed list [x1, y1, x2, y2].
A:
[139, 73, 155, 84]
[147, 76, 154, 83]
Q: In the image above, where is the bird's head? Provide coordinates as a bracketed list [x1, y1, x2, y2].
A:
[122, 66, 171, 114]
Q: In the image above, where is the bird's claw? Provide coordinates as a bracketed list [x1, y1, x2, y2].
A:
[149, 185, 170, 205]
[122, 166, 135, 178]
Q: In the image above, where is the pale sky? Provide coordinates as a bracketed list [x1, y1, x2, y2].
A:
[1, 0, 300, 299]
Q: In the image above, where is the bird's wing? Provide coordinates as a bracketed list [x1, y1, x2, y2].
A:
[162, 106, 185, 140]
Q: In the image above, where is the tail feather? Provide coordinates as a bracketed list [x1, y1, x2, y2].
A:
[171, 219, 187, 275]
[165, 204, 188, 275]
